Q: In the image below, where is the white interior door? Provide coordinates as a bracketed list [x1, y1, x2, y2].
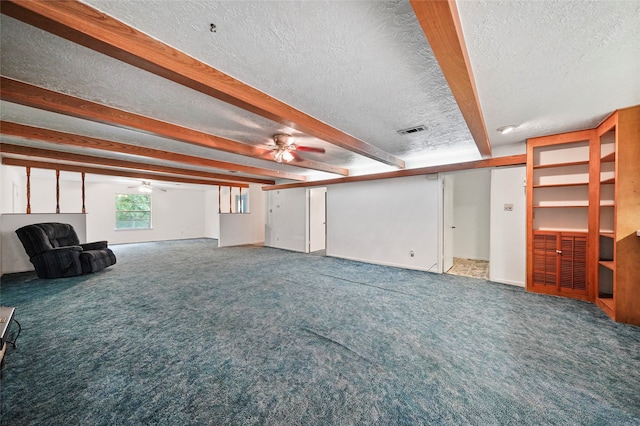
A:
[443, 174, 455, 272]
[309, 187, 327, 252]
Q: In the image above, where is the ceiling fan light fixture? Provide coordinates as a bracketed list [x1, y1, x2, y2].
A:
[270, 149, 283, 163]
[273, 133, 293, 146]
[270, 134, 296, 163]
[138, 181, 153, 192]
[282, 150, 294, 162]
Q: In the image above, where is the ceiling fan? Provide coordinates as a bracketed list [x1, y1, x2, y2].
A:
[268, 134, 325, 163]
[128, 181, 167, 193]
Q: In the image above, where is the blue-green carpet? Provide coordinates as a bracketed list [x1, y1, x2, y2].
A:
[1, 239, 639, 425]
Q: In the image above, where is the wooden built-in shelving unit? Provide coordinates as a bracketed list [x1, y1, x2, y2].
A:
[526, 105, 640, 326]
[526, 133, 592, 300]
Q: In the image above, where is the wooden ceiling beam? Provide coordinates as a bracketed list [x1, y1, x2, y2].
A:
[1, 0, 404, 169]
[2, 157, 249, 188]
[0, 143, 274, 185]
[0, 120, 301, 182]
[262, 154, 526, 191]
[411, 0, 491, 158]
[0, 77, 347, 176]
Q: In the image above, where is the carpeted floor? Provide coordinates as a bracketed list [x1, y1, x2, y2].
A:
[1, 239, 639, 425]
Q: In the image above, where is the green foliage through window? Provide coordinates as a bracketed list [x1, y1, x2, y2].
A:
[116, 194, 151, 229]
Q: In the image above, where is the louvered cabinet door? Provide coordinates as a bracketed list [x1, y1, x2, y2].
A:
[530, 231, 589, 298]
[559, 234, 588, 292]
[533, 232, 558, 286]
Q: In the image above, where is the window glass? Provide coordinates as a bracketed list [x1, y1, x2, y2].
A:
[235, 194, 248, 213]
[115, 194, 151, 229]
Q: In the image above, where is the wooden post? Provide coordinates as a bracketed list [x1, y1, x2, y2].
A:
[26, 166, 31, 214]
[81, 172, 86, 213]
[56, 169, 61, 213]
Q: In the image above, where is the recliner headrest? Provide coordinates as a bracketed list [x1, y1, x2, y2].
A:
[36, 223, 79, 247]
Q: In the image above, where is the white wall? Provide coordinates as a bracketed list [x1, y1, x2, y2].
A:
[0, 169, 266, 274]
[490, 166, 526, 286]
[0, 168, 93, 274]
[0, 166, 218, 245]
[452, 170, 491, 261]
[204, 188, 220, 239]
[85, 181, 207, 244]
[264, 188, 307, 252]
[3, 160, 528, 283]
[1, 166, 28, 214]
[492, 143, 526, 157]
[327, 175, 440, 271]
[219, 184, 265, 247]
[0, 165, 266, 254]
[219, 214, 262, 247]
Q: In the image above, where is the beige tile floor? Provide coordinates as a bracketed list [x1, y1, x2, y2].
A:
[447, 258, 489, 280]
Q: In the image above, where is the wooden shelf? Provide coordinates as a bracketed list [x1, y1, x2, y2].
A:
[533, 182, 589, 188]
[601, 152, 615, 163]
[533, 160, 590, 170]
[598, 137, 616, 321]
[596, 297, 615, 319]
[534, 228, 589, 233]
[599, 260, 615, 271]
[532, 205, 588, 209]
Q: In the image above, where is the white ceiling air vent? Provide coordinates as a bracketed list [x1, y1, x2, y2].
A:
[397, 125, 427, 135]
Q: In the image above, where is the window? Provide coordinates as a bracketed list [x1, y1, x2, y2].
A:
[115, 194, 151, 229]
[235, 194, 248, 213]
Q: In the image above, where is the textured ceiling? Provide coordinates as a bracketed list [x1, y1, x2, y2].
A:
[457, 0, 640, 143]
[1, 0, 639, 186]
[81, 0, 475, 160]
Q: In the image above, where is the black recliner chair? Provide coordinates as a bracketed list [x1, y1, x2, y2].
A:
[15, 222, 116, 279]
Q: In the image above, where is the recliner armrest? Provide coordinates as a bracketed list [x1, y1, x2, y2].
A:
[50, 245, 83, 253]
[80, 241, 108, 251]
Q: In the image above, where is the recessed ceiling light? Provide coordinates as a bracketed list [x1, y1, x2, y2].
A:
[497, 125, 517, 134]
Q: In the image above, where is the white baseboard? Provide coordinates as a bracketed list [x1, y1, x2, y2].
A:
[490, 278, 525, 287]
[326, 253, 435, 272]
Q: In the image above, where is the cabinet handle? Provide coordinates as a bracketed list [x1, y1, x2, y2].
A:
[556, 250, 563, 255]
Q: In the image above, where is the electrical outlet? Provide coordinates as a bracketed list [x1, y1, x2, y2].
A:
[504, 203, 513, 211]
[410, 250, 415, 257]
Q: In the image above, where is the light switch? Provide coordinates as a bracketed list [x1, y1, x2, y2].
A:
[504, 203, 513, 211]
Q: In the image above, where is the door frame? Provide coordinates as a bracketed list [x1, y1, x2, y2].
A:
[306, 187, 327, 253]
[442, 174, 455, 273]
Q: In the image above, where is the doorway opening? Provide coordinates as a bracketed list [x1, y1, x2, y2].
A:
[447, 258, 490, 279]
[442, 170, 491, 280]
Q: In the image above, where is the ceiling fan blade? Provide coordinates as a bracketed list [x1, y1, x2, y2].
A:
[257, 143, 277, 150]
[295, 146, 325, 153]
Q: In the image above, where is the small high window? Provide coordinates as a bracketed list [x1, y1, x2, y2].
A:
[115, 194, 151, 229]
[235, 193, 248, 213]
